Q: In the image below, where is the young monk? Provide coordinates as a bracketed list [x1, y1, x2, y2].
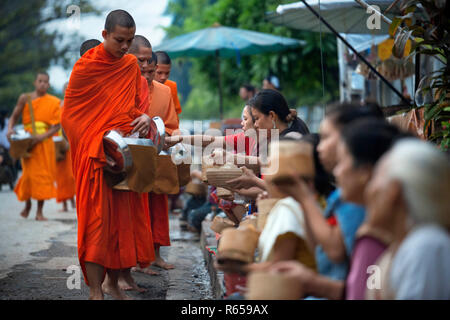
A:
[7, 71, 61, 221]
[56, 82, 76, 212]
[115, 35, 161, 281]
[79, 39, 101, 56]
[80, 36, 155, 293]
[61, 10, 154, 300]
[139, 47, 179, 272]
[154, 50, 184, 216]
[154, 51, 182, 119]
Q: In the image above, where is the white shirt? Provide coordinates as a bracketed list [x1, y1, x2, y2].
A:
[258, 197, 306, 262]
[390, 224, 450, 300]
[0, 118, 10, 149]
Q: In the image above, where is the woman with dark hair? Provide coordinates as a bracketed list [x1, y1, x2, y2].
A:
[266, 118, 409, 300]
[300, 134, 335, 200]
[264, 103, 384, 285]
[219, 89, 310, 179]
[248, 89, 309, 139]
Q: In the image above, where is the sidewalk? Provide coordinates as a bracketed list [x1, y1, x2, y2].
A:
[0, 187, 213, 299]
[200, 218, 225, 299]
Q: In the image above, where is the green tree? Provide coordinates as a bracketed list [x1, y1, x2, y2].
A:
[0, 0, 99, 112]
[163, 0, 339, 120]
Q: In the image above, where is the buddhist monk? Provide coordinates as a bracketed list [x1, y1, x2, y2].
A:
[140, 47, 179, 271]
[154, 51, 184, 215]
[61, 10, 154, 300]
[79, 39, 101, 57]
[154, 51, 182, 118]
[56, 82, 76, 212]
[7, 71, 61, 221]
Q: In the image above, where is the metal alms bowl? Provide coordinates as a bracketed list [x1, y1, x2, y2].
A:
[103, 130, 133, 173]
[150, 116, 165, 154]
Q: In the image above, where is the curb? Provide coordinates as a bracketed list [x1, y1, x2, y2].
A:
[200, 219, 225, 299]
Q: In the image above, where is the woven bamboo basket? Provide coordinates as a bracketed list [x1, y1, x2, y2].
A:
[216, 187, 233, 200]
[210, 216, 236, 234]
[217, 226, 259, 264]
[206, 167, 243, 189]
[246, 271, 303, 300]
[185, 181, 207, 197]
[263, 140, 314, 184]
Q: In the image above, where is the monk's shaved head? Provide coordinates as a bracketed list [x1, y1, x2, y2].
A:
[80, 39, 101, 57]
[155, 51, 171, 65]
[149, 51, 158, 65]
[104, 9, 135, 33]
[35, 71, 49, 80]
[129, 35, 152, 54]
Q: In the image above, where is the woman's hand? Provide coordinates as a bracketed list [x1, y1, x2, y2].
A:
[268, 260, 315, 288]
[272, 173, 315, 203]
[256, 191, 269, 201]
[226, 167, 257, 189]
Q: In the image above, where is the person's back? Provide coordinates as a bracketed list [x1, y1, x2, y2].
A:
[390, 224, 450, 299]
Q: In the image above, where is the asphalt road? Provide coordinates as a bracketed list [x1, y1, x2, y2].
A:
[0, 188, 213, 300]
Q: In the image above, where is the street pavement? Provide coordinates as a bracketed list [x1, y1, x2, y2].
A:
[0, 187, 213, 300]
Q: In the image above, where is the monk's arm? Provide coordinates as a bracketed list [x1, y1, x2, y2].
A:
[31, 124, 61, 147]
[7, 94, 27, 137]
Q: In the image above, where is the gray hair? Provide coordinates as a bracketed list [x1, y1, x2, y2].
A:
[384, 139, 450, 228]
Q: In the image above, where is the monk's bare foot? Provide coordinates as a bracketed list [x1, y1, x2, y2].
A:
[152, 257, 175, 270]
[118, 276, 147, 292]
[131, 266, 159, 276]
[35, 215, 48, 221]
[20, 209, 30, 219]
[59, 202, 68, 212]
[102, 282, 133, 300]
[89, 289, 104, 300]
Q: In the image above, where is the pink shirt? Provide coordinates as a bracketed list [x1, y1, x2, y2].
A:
[345, 235, 387, 300]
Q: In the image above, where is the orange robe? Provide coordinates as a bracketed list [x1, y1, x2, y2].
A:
[14, 94, 60, 201]
[165, 79, 182, 115]
[147, 80, 179, 247]
[148, 80, 179, 135]
[55, 109, 76, 203]
[62, 43, 154, 282]
[55, 148, 76, 202]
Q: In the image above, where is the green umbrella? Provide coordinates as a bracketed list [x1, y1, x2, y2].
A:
[155, 24, 304, 119]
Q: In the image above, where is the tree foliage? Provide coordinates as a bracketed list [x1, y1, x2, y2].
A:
[391, 0, 449, 150]
[0, 0, 99, 112]
[163, 0, 339, 119]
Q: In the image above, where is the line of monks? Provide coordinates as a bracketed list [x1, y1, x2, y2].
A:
[7, 9, 183, 300]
